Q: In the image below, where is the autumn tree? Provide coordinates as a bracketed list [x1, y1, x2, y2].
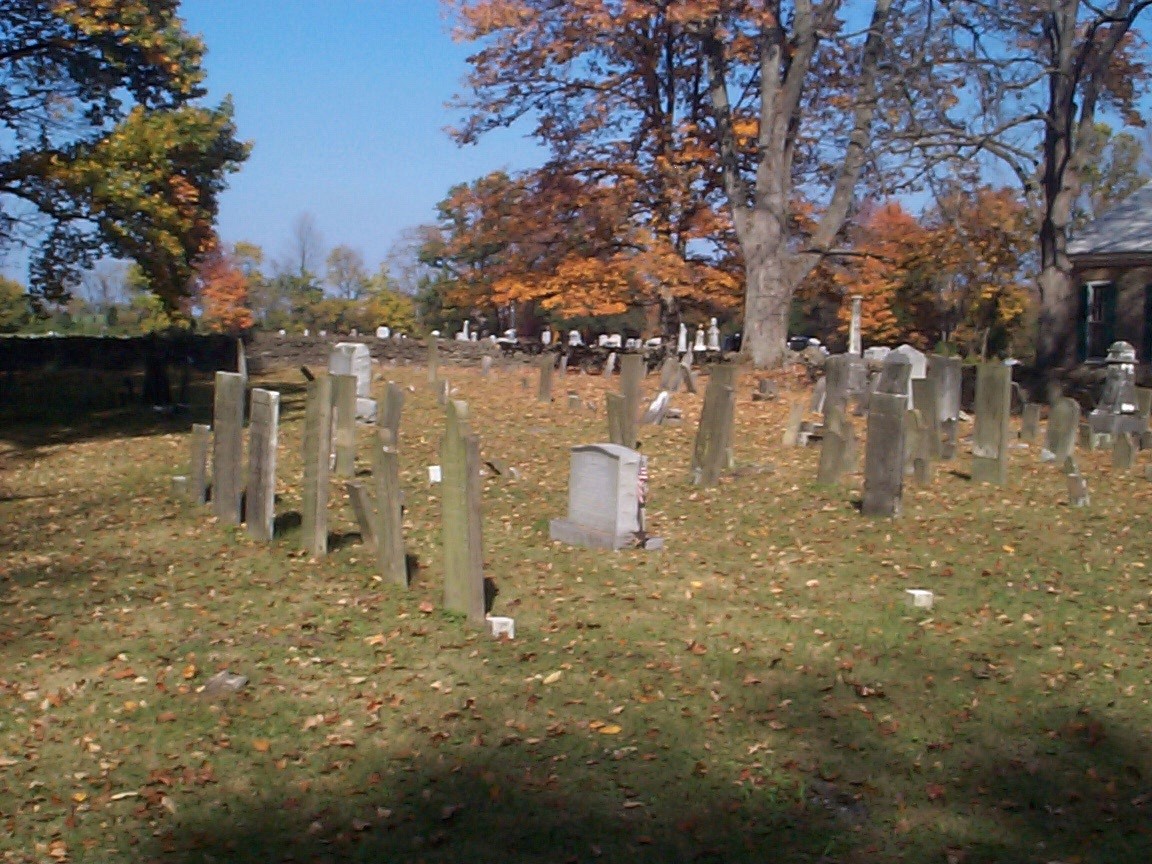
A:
[0, 1, 248, 306]
[449, 0, 944, 365]
[326, 245, 370, 300]
[196, 245, 254, 334]
[908, 0, 1151, 373]
[0, 276, 31, 333]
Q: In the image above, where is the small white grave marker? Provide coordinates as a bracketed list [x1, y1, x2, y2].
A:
[905, 589, 934, 609]
[487, 616, 515, 639]
[428, 465, 442, 484]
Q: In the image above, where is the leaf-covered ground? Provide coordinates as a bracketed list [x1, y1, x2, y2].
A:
[2, 360, 1151, 864]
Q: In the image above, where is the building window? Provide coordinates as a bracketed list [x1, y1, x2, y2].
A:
[1082, 281, 1116, 360]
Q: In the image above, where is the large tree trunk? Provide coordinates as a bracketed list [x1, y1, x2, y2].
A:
[739, 213, 792, 368]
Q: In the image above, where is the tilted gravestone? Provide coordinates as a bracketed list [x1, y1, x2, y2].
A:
[246, 388, 280, 542]
[371, 429, 407, 587]
[329, 342, 372, 396]
[641, 391, 671, 425]
[619, 354, 645, 449]
[1043, 397, 1080, 462]
[1113, 431, 1136, 470]
[301, 375, 333, 557]
[862, 391, 907, 517]
[782, 399, 805, 447]
[691, 365, 737, 486]
[332, 373, 358, 477]
[816, 405, 852, 485]
[972, 363, 1012, 484]
[441, 400, 486, 625]
[537, 354, 554, 402]
[379, 382, 404, 449]
[550, 443, 644, 549]
[212, 372, 246, 525]
[603, 352, 617, 377]
[188, 423, 211, 505]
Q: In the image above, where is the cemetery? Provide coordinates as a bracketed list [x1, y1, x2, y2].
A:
[3, 339, 1152, 864]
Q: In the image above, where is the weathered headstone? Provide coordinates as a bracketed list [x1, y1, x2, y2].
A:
[971, 363, 1012, 484]
[1113, 431, 1136, 470]
[604, 352, 617, 377]
[782, 399, 805, 447]
[752, 378, 777, 402]
[876, 351, 912, 397]
[928, 355, 962, 459]
[1043, 397, 1080, 462]
[659, 356, 680, 392]
[909, 409, 933, 484]
[329, 342, 372, 397]
[809, 376, 827, 414]
[246, 388, 279, 542]
[862, 391, 907, 517]
[690, 365, 737, 486]
[1089, 340, 1142, 435]
[371, 429, 407, 587]
[816, 406, 849, 485]
[480, 355, 493, 377]
[212, 372, 245, 525]
[188, 423, 212, 505]
[568, 392, 581, 410]
[537, 355, 554, 402]
[379, 382, 404, 448]
[441, 400, 486, 624]
[1019, 402, 1041, 442]
[822, 354, 851, 421]
[606, 393, 626, 445]
[641, 391, 671, 425]
[619, 354, 644, 449]
[345, 481, 377, 551]
[332, 373, 358, 477]
[848, 295, 863, 356]
[550, 444, 643, 549]
[301, 375, 334, 556]
[1067, 472, 1090, 507]
[910, 378, 941, 459]
[427, 336, 439, 383]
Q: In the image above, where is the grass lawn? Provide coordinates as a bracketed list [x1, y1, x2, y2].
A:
[2, 360, 1151, 864]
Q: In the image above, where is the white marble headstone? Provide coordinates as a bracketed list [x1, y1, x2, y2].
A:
[549, 443, 641, 549]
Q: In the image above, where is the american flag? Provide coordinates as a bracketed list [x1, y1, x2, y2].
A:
[637, 455, 649, 507]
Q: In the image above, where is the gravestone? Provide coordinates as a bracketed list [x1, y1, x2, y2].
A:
[550, 444, 644, 549]
[1043, 397, 1080, 462]
[972, 363, 1012, 484]
[848, 295, 863, 356]
[537, 355, 554, 402]
[1137, 387, 1152, 448]
[782, 399, 805, 446]
[659, 356, 681, 392]
[371, 429, 407, 587]
[329, 342, 372, 397]
[809, 376, 827, 414]
[332, 373, 358, 477]
[427, 336, 439, 383]
[894, 344, 928, 407]
[691, 365, 737, 486]
[680, 352, 698, 394]
[1067, 471, 1090, 507]
[212, 372, 245, 525]
[619, 354, 645, 449]
[909, 409, 933, 484]
[641, 391, 671, 425]
[1020, 403, 1041, 442]
[606, 393, 626, 445]
[816, 406, 849, 485]
[345, 482, 377, 551]
[379, 382, 404, 448]
[822, 354, 850, 421]
[1089, 341, 1142, 434]
[677, 323, 688, 354]
[928, 355, 962, 458]
[188, 423, 211, 505]
[862, 391, 907, 517]
[481, 355, 493, 377]
[877, 351, 912, 397]
[1113, 432, 1136, 470]
[246, 388, 280, 542]
[604, 352, 617, 377]
[301, 375, 334, 556]
[911, 378, 941, 459]
[441, 400, 486, 624]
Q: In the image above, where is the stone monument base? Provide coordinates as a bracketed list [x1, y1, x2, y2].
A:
[550, 518, 638, 550]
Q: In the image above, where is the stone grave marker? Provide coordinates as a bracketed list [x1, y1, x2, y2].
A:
[911, 378, 941, 459]
[641, 391, 671, 425]
[330, 342, 372, 397]
[690, 365, 737, 486]
[212, 372, 245, 525]
[481, 355, 493, 377]
[909, 409, 933, 484]
[928, 355, 962, 458]
[537, 355, 554, 402]
[332, 373, 358, 477]
[848, 295, 863, 356]
[972, 363, 1012, 484]
[752, 378, 777, 402]
[345, 481, 377, 551]
[188, 423, 211, 505]
[1020, 403, 1041, 442]
[822, 354, 852, 421]
[659, 356, 681, 392]
[371, 429, 407, 587]
[441, 400, 486, 624]
[1113, 431, 1136, 470]
[1067, 470, 1090, 507]
[1089, 340, 1142, 435]
[1044, 397, 1079, 462]
[816, 406, 848, 485]
[606, 393, 626, 445]
[379, 382, 404, 449]
[809, 376, 827, 414]
[782, 399, 805, 446]
[1137, 387, 1152, 448]
[302, 375, 334, 556]
[245, 388, 279, 542]
[862, 391, 907, 517]
[619, 354, 645, 449]
[604, 352, 617, 377]
[550, 443, 644, 549]
[877, 351, 912, 397]
[427, 336, 439, 383]
[568, 392, 581, 410]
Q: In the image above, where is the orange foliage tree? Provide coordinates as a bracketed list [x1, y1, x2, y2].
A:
[196, 245, 253, 334]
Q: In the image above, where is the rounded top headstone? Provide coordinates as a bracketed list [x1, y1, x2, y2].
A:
[1106, 341, 1137, 364]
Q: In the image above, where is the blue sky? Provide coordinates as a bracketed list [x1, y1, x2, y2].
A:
[179, 1, 545, 273]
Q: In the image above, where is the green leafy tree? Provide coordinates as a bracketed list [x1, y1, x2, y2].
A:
[0, 276, 31, 333]
[0, 0, 249, 305]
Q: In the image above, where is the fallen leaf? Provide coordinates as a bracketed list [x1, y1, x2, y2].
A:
[598, 724, 622, 735]
[543, 670, 563, 685]
[252, 739, 271, 752]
